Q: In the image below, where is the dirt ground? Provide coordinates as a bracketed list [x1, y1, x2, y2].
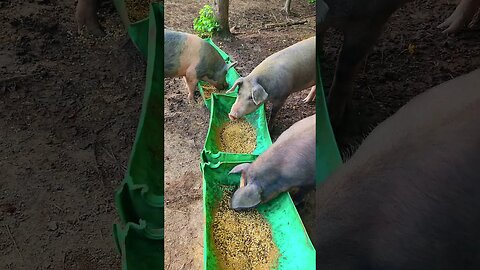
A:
[1, 0, 480, 270]
[0, 0, 143, 269]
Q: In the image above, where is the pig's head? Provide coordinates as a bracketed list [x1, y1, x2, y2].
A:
[228, 163, 262, 210]
[228, 163, 284, 211]
[203, 61, 238, 90]
[226, 77, 269, 121]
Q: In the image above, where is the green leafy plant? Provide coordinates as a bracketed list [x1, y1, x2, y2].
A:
[193, 5, 220, 38]
[308, 0, 316, 4]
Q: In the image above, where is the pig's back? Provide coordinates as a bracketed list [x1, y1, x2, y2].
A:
[255, 115, 316, 187]
[252, 37, 316, 93]
[357, 68, 480, 155]
[316, 69, 480, 269]
[164, 30, 188, 77]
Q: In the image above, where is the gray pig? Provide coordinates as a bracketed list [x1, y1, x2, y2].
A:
[226, 37, 316, 128]
[165, 30, 237, 101]
[318, 0, 480, 128]
[316, 68, 480, 269]
[228, 114, 315, 210]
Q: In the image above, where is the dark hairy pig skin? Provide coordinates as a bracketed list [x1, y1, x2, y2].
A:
[315, 68, 480, 270]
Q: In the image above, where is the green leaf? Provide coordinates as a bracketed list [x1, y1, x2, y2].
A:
[193, 4, 220, 37]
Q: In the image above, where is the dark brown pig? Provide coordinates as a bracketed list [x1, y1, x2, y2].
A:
[226, 37, 316, 128]
[165, 30, 237, 101]
[316, 68, 480, 269]
[228, 114, 315, 210]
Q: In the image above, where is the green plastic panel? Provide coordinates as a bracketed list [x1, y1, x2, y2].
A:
[113, 0, 150, 57]
[114, 0, 164, 237]
[315, 51, 343, 185]
[113, 221, 164, 270]
[202, 161, 316, 270]
[200, 149, 258, 166]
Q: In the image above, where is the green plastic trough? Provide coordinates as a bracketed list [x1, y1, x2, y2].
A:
[200, 149, 259, 166]
[315, 54, 343, 184]
[112, 4, 164, 270]
[114, 2, 164, 229]
[202, 161, 316, 270]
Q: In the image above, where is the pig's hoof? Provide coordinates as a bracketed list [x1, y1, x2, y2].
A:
[75, 2, 106, 37]
[280, 7, 290, 16]
[303, 96, 315, 103]
[76, 18, 105, 37]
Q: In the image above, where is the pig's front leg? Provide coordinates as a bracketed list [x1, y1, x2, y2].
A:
[75, 0, 105, 36]
[183, 70, 198, 102]
[327, 23, 383, 128]
[281, 0, 292, 15]
[438, 0, 480, 33]
[268, 98, 286, 130]
[303, 85, 316, 103]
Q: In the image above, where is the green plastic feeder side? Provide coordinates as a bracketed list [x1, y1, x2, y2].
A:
[113, 220, 164, 270]
[202, 161, 316, 270]
[113, 0, 150, 57]
[114, 2, 164, 232]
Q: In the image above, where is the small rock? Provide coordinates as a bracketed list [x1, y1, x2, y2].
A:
[48, 221, 57, 231]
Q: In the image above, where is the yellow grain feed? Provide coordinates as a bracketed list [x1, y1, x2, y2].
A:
[125, 0, 155, 22]
[202, 83, 219, 99]
[218, 120, 256, 153]
[211, 187, 279, 270]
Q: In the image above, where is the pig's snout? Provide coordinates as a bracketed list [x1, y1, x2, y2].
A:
[228, 113, 238, 121]
[217, 82, 228, 90]
[228, 102, 243, 121]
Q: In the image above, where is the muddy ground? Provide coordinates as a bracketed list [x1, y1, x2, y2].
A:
[1, 0, 479, 269]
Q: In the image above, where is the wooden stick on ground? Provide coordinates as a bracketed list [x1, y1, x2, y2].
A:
[5, 225, 23, 261]
[263, 19, 307, 29]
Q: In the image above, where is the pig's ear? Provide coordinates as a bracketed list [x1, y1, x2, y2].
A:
[252, 84, 268, 105]
[225, 61, 238, 70]
[226, 77, 243, 93]
[229, 163, 251, 175]
[230, 184, 262, 210]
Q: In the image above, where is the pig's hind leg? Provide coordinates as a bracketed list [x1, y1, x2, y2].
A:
[281, 0, 292, 15]
[327, 23, 383, 128]
[183, 69, 199, 102]
[304, 85, 316, 103]
[75, 0, 105, 36]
